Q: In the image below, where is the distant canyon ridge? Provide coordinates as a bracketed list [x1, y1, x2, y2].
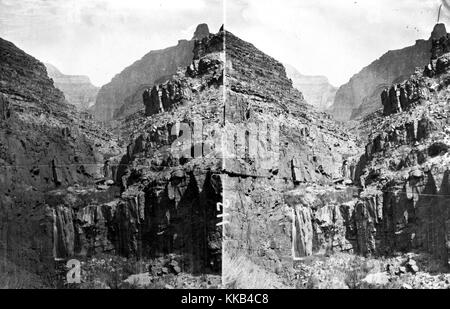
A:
[45, 63, 99, 111]
[91, 24, 211, 122]
[285, 64, 337, 111]
[329, 24, 448, 121]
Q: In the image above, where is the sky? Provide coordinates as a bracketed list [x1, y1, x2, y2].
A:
[0, 0, 447, 87]
[0, 0, 223, 86]
[227, 0, 445, 86]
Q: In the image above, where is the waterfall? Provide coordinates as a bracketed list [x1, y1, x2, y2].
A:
[135, 196, 140, 222]
[292, 208, 299, 260]
[292, 206, 313, 259]
[292, 207, 305, 260]
[52, 207, 64, 261]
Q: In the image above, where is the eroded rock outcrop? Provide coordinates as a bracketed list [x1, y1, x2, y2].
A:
[288, 186, 359, 257]
[380, 78, 426, 116]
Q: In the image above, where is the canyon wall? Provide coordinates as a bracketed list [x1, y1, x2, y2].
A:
[222, 26, 450, 287]
[3, 20, 450, 289]
[116, 31, 224, 273]
[0, 26, 224, 287]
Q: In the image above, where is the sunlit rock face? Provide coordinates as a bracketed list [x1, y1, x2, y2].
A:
[329, 24, 448, 122]
[92, 24, 211, 122]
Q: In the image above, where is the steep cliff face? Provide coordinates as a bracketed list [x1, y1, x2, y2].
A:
[285, 64, 337, 111]
[222, 31, 360, 285]
[329, 24, 447, 121]
[45, 63, 99, 111]
[0, 38, 121, 286]
[92, 24, 210, 122]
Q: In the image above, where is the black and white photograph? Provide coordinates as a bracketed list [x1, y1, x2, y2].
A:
[0, 0, 450, 293]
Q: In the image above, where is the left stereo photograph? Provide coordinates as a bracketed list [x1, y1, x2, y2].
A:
[0, 0, 225, 289]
